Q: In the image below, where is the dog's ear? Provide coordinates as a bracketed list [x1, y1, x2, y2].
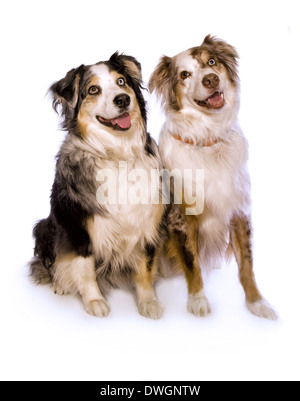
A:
[118, 54, 143, 82]
[203, 35, 239, 84]
[109, 52, 142, 83]
[149, 55, 172, 96]
[149, 56, 178, 110]
[49, 65, 86, 130]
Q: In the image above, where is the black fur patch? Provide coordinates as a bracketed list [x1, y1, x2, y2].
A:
[29, 257, 52, 285]
[145, 243, 156, 272]
[49, 64, 88, 132]
[51, 181, 92, 257]
[105, 52, 147, 123]
[33, 216, 57, 268]
[144, 133, 157, 157]
[173, 229, 195, 271]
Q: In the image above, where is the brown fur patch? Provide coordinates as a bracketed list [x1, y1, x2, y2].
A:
[69, 73, 81, 108]
[149, 56, 180, 111]
[77, 75, 101, 136]
[190, 34, 239, 84]
[122, 59, 142, 82]
[190, 49, 209, 68]
[166, 206, 204, 295]
[134, 253, 157, 291]
[230, 214, 262, 304]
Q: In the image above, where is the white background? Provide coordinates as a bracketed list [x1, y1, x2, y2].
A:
[0, 0, 299, 381]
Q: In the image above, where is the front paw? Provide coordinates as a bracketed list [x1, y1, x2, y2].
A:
[84, 299, 110, 318]
[138, 299, 164, 320]
[52, 282, 70, 296]
[188, 293, 212, 317]
[247, 299, 278, 320]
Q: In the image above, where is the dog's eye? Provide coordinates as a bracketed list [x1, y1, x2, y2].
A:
[88, 85, 100, 95]
[208, 58, 216, 66]
[117, 78, 125, 87]
[181, 71, 191, 80]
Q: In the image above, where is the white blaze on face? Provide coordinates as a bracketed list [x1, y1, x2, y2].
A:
[173, 50, 229, 112]
[89, 64, 133, 120]
[77, 63, 137, 135]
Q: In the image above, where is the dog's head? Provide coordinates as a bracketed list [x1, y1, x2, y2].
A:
[149, 35, 239, 115]
[49, 53, 146, 136]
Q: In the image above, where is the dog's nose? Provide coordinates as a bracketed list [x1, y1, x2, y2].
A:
[202, 74, 220, 89]
[114, 94, 131, 109]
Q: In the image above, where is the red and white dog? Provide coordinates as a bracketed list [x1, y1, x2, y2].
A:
[150, 35, 277, 319]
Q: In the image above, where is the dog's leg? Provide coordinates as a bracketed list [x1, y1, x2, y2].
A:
[134, 245, 164, 320]
[169, 216, 211, 317]
[230, 214, 278, 320]
[53, 253, 110, 318]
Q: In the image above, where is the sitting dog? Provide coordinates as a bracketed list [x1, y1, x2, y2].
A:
[149, 35, 277, 319]
[30, 53, 165, 319]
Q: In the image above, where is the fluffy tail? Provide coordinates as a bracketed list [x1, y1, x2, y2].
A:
[29, 257, 52, 285]
[29, 216, 56, 285]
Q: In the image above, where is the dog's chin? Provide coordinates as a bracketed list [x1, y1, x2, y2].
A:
[96, 113, 131, 132]
[194, 91, 225, 112]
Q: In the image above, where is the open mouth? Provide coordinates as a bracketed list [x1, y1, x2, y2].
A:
[194, 92, 225, 110]
[96, 113, 131, 131]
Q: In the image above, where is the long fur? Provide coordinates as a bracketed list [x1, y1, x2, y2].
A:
[150, 35, 277, 319]
[30, 53, 165, 319]
[150, 35, 248, 269]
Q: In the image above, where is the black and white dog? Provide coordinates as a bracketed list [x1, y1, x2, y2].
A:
[30, 53, 165, 319]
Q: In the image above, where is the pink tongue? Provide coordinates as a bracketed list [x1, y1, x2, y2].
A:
[208, 92, 223, 105]
[112, 113, 131, 129]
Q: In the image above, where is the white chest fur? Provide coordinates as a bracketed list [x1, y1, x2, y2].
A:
[87, 155, 163, 268]
[160, 126, 250, 222]
[159, 125, 251, 268]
